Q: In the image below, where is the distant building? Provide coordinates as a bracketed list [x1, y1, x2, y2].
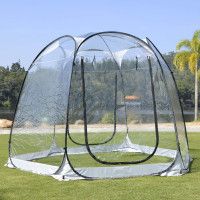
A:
[124, 95, 141, 108]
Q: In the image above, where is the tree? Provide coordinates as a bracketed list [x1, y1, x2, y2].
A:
[0, 62, 26, 110]
[10, 61, 22, 72]
[164, 52, 195, 109]
[173, 30, 200, 121]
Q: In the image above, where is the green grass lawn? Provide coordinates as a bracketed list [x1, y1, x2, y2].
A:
[0, 133, 200, 200]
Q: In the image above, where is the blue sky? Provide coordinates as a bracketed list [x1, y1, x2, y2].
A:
[0, 0, 199, 68]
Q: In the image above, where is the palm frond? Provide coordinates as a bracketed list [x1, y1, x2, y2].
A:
[176, 40, 191, 51]
[189, 52, 199, 74]
[191, 38, 200, 52]
[192, 30, 200, 40]
[173, 51, 191, 71]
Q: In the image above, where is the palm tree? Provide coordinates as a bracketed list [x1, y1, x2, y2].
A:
[173, 30, 200, 121]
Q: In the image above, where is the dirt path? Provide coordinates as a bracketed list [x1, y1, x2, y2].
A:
[0, 122, 200, 134]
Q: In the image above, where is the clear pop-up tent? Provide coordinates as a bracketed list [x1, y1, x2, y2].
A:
[7, 32, 191, 180]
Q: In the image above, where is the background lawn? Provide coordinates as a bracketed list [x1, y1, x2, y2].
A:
[0, 133, 199, 200]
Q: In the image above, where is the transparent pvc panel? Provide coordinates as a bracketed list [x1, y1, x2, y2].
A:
[147, 38, 189, 169]
[68, 34, 128, 155]
[150, 57, 177, 150]
[67, 33, 174, 176]
[68, 35, 122, 146]
[120, 47, 156, 150]
[82, 34, 156, 163]
[10, 37, 75, 172]
[120, 48, 177, 161]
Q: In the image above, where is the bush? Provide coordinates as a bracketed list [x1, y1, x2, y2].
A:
[127, 114, 140, 124]
[2, 100, 11, 109]
[101, 112, 114, 124]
